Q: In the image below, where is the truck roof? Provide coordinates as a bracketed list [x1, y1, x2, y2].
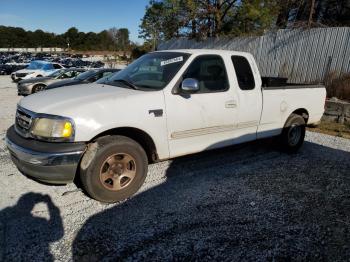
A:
[155, 49, 251, 57]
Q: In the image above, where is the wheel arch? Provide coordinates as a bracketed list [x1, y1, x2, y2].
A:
[90, 127, 158, 163]
[32, 83, 47, 93]
[33, 82, 47, 87]
[290, 108, 309, 124]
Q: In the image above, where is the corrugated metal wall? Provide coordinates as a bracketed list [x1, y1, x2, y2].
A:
[158, 27, 350, 83]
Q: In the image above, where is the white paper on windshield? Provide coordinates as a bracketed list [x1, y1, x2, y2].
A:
[160, 56, 183, 66]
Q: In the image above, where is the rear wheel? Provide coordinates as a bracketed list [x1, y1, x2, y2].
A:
[280, 113, 306, 153]
[80, 136, 148, 203]
[32, 84, 46, 94]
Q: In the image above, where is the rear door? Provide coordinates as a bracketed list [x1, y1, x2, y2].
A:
[230, 55, 262, 142]
[165, 54, 239, 157]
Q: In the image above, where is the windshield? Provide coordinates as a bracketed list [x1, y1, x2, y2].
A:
[102, 52, 190, 90]
[95, 71, 119, 84]
[75, 70, 97, 80]
[48, 69, 65, 78]
[27, 61, 46, 70]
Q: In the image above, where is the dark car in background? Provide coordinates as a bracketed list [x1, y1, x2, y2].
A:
[45, 68, 120, 90]
[17, 68, 86, 96]
[0, 64, 28, 75]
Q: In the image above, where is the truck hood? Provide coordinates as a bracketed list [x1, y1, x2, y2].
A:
[19, 83, 144, 115]
[18, 83, 166, 144]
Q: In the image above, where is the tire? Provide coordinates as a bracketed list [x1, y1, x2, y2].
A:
[80, 135, 148, 203]
[32, 84, 46, 94]
[280, 113, 306, 153]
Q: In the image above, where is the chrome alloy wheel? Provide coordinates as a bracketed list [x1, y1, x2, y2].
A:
[99, 153, 136, 191]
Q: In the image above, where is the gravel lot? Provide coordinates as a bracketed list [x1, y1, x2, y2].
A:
[0, 75, 349, 261]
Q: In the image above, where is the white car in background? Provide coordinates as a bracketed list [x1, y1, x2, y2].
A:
[11, 60, 64, 82]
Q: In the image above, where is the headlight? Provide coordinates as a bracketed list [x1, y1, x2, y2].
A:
[31, 117, 74, 141]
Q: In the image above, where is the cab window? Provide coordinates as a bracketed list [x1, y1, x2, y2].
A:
[231, 56, 255, 90]
[183, 55, 229, 93]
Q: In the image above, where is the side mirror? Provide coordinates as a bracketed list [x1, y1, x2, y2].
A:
[181, 78, 199, 93]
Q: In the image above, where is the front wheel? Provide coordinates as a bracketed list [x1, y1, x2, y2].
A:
[280, 114, 306, 153]
[80, 136, 148, 203]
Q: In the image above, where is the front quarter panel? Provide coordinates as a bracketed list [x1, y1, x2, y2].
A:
[68, 90, 169, 159]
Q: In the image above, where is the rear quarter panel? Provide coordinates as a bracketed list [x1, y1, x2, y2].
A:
[258, 86, 326, 139]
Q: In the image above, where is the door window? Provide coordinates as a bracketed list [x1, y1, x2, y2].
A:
[88, 73, 101, 82]
[102, 71, 113, 77]
[53, 64, 62, 69]
[182, 55, 229, 93]
[231, 56, 255, 90]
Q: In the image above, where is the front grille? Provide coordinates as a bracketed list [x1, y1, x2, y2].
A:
[16, 73, 28, 78]
[15, 108, 33, 137]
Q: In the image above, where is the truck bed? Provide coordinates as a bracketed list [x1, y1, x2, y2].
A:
[263, 84, 325, 90]
[258, 83, 326, 139]
[261, 76, 324, 90]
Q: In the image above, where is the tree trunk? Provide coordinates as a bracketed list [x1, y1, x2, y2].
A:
[308, 0, 316, 27]
[191, 19, 197, 38]
[214, 0, 223, 37]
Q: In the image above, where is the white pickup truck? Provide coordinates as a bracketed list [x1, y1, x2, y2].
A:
[6, 49, 326, 202]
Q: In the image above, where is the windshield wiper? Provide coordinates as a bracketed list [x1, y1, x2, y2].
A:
[113, 79, 139, 90]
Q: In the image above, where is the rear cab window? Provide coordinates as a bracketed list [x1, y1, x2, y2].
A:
[231, 56, 255, 90]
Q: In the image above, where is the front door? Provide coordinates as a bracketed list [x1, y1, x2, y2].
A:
[165, 55, 238, 157]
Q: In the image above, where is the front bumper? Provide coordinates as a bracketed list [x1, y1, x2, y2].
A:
[6, 126, 86, 184]
[12, 76, 22, 82]
[17, 84, 32, 96]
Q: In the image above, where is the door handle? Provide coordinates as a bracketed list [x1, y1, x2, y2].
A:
[149, 109, 163, 117]
[225, 100, 237, 108]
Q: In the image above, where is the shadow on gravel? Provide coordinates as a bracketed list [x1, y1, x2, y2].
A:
[72, 140, 350, 261]
[0, 193, 63, 261]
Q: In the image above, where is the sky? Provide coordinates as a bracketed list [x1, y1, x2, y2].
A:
[0, 0, 150, 43]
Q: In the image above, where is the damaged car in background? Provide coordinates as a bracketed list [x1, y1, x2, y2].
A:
[45, 68, 120, 90]
[17, 68, 86, 96]
[11, 60, 65, 82]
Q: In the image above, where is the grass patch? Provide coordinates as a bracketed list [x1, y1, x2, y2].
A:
[307, 121, 350, 139]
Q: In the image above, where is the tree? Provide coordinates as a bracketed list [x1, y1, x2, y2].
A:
[108, 27, 130, 51]
[0, 26, 129, 51]
[233, 0, 279, 35]
[139, 0, 166, 50]
[118, 28, 130, 50]
[139, 0, 280, 41]
[276, 0, 350, 28]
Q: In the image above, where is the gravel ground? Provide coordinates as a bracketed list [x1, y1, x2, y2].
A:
[0, 76, 349, 261]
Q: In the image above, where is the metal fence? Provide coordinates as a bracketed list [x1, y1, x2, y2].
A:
[158, 27, 350, 83]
